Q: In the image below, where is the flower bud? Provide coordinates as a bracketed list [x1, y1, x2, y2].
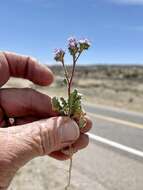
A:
[68, 37, 79, 55]
[54, 48, 65, 62]
[79, 38, 91, 51]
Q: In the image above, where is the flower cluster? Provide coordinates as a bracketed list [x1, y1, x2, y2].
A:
[68, 37, 91, 56]
[54, 48, 65, 62]
[79, 38, 91, 50]
[54, 37, 91, 61]
[68, 37, 77, 48]
[68, 37, 78, 56]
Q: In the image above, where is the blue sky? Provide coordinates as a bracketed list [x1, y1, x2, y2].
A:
[0, 0, 143, 65]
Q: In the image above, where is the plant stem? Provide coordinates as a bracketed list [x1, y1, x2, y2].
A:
[63, 51, 82, 189]
[68, 51, 82, 99]
[75, 50, 82, 62]
[68, 55, 76, 97]
[62, 60, 70, 85]
[65, 146, 73, 190]
[67, 51, 82, 117]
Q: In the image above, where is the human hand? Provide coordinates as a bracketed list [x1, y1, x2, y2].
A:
[0, 52, 92, 189]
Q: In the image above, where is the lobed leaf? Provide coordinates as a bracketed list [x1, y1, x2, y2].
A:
[52, 97, 62, 112]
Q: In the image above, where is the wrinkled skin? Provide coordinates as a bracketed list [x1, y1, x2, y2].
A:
[0, 52, 92, 189]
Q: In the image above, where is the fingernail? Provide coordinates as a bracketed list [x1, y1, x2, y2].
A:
[59, 117, 80, 143]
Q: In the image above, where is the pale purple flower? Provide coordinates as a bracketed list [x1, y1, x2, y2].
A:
[68, 36, 77, 43]
[54, 48, 65, 55]
[54, 48, 65, 62]
[68, 37, 78, 49]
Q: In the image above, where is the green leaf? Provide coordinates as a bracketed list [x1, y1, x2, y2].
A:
[63, 79, 68, 86]
[68, 89, 78, 115]
[60, 97, 67, 107]
[60, 97, 69, 115]
[52, 97, 62, 112]
[68, 89, 84, 117]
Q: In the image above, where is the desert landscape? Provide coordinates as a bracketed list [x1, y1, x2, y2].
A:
[4, 64, 143, 113]
[49, 65, 143, 113]
[34, 65, 143, 113]
[5, 65, 143, 112]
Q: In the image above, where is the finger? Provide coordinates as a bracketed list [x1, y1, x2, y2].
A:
[0, 114, 39, 128]
[0, 88, 58, 118]
[80, 116, 92, 133]
[0, 120, 6, 128]
[0, 52, 10, 86]
[15, 116, 39, 125]
[0, 107, 8, 127]
[49, 151, 70, 161]
[72, 134, 89, 149]
[0, 51, 54, 86]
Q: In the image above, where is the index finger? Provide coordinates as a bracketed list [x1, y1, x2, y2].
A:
[0, 51, 54, 86]
[80, 116, 92, 133]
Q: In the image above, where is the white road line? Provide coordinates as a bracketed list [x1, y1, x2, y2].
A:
[87, 133, 143, 158]
[87, 112, 143, 129]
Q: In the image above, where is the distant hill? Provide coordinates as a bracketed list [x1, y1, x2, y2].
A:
[48, 65, 143, 81]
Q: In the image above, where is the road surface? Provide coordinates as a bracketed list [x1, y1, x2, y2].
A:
[9, 104, 143, 190]
[84, 103, 143, 152]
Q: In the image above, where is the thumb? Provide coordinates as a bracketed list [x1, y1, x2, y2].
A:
[38, 116, 80, 155]
[10, 116, 80, 156]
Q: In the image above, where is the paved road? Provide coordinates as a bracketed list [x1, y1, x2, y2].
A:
[10, 104, 143, 190]
[82, 104, 143, 190]
[84, 104, 143, 152]
[84, 104, 143, 124]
